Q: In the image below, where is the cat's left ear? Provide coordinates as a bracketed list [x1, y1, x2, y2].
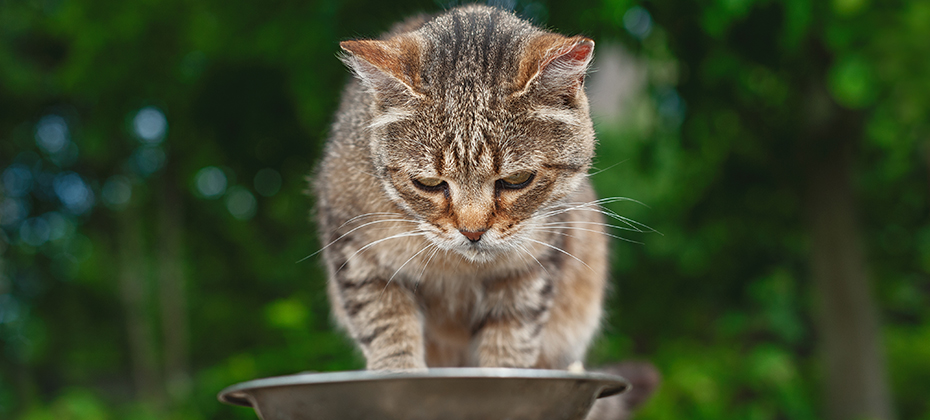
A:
[515, 35, 594, 98]
[339, 36, 424, 98]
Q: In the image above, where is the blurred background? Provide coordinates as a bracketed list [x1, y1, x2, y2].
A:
[1, 0, 928, 419]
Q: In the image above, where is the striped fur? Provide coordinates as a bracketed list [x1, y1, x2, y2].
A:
[314, 6, 619, 412]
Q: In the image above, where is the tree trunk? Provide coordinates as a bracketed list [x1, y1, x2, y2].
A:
[157, 170, 191, 402]
[806, 144, 894, 420]
[116, 207, 163, 404]
[0, 257, 38, 407]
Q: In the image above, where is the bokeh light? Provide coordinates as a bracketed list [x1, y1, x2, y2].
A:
[2, 164, 33, 198]
[19, 217, 51, 247]
[34, 115, 70, 155]
[623, 6, 653, 40]
[52, 172, 94, 215]
[656, 88, 686, 129]
[225, 187, 257, 220]
[195, 166, 227, 198]
[0, 198, 30, 228]
[132, 106, 168, 144]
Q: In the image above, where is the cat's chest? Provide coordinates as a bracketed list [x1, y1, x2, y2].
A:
[414, 274, 483, 320]
[415, 280, 482, 364]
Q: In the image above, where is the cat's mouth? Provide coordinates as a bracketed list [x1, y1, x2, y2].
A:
[449, 232, 518, 263]
[455, 243, 498, 263]
[421, 224, 519, 263]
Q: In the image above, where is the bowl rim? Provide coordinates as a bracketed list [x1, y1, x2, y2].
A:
[218, 367, 630, 408]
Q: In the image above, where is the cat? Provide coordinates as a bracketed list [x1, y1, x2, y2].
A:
[312, 4, 656, 418]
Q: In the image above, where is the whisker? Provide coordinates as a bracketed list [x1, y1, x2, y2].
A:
[516, 242, 549, 275]
[335, 212, 406, 230]
[532, 227, 643, 245]
[383, 243, 434, 298]
[586, 160, 628, 177]
[533, 196, 645, 220]
[523, 238, 593, 272]
[587, 209, 658, 234]
[298, 218, 420, 263]
[534, 203, 658, 234]
[529, 229, 582, 242]
[415, 244, 443, 293]
[558, 196, 648, 208]
[545, 197, 648, 213]
[531, 220, 646, 233]
[336, 231, 426, 273]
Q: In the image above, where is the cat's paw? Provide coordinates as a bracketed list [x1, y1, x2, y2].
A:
[567, 361, 586, 373]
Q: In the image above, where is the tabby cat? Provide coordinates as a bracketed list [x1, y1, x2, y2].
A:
[313, 5, 652, 416]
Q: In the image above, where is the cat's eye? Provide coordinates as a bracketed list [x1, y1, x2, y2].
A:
[413, 177, 446, 191]
[499, 171, 534, 189]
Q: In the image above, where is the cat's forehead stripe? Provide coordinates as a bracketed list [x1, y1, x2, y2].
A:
[420, 6, 536, 98]
[365, 6, 596, 183]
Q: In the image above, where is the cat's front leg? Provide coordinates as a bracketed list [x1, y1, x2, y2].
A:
[331, 271, 426, 371]
[473, 275, 553, 368]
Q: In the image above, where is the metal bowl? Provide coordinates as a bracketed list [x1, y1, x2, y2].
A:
[218, 368, 629, 420]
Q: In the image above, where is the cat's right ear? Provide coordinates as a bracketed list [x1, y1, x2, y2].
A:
[339, 37, 424, 98]
[514, 34, 595, 99]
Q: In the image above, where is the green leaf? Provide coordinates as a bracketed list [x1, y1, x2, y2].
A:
[828, 56, 875, 108]
[264, 298, 310, 330]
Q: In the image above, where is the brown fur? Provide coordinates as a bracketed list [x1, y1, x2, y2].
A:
[312, 5, 645, 417]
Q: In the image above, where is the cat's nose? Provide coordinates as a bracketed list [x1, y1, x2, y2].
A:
[459, 229, 486, 242]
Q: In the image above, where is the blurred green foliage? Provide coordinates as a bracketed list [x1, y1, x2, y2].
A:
[0, 0, 927, 419]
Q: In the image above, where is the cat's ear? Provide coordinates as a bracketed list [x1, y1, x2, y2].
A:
[515, 35, 594, 98]
[340, 37, 423, 98]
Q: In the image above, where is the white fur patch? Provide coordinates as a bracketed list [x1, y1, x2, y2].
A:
[369, 108, 413, 130]
[531, 106, 582, 126]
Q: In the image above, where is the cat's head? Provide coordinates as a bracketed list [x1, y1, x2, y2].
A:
[340, 6, 596, 262]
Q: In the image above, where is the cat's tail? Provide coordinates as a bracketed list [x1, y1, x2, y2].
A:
[586, 361, 661, 420]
